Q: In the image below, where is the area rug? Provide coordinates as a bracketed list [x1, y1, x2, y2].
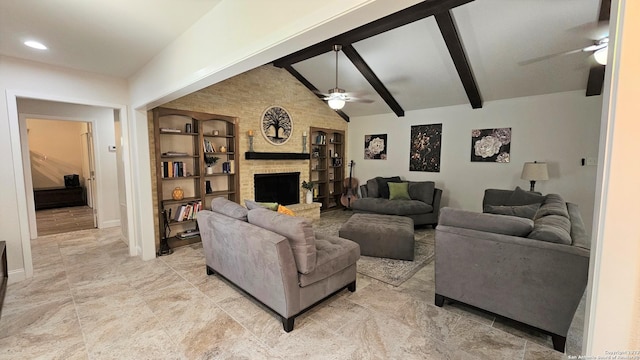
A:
[313, 210, 435, 287]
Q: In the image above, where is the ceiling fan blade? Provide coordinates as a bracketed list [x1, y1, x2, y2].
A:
[347, 98, 375, 104]
[518, 47, 586, 66]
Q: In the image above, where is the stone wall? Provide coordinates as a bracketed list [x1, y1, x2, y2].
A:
[149, 64, 348, 247]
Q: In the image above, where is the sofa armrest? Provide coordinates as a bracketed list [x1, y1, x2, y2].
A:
[435, 224, 589, 336]
[359, 184, 369, 198]
[197, 210, 301, 317]
[439, 207, 534, 237]
[432, 188, 442, 215]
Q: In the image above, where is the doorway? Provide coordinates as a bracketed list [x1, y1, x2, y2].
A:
[27, 118, 98, 236]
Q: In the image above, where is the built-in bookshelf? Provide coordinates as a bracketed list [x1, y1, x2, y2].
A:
[309, 127, 345, 211]
[153, 107, 239, 255]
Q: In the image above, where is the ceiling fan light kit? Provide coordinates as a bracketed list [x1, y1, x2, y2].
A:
[328, 97, 346, 110]
[594, 47, 608, 65]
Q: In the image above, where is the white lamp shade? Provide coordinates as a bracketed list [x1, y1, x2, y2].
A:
[594, 47, 608, 65]
[521, 162, 549, 181]
[328, 98, 345, 110]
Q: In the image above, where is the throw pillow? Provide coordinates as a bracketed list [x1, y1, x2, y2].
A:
[483, 203, 541, 220]
[366, 178, 380, 198]
[277, 205, 295, 216]
[376, 176, 402, 199]
[388, 182, 411, 200]
[408, 181, 435, 204]
[507, 186, 546, 206]
[244, 200, 279, 211]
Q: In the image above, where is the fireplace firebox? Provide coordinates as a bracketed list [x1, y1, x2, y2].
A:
[254, 172, 300, 205]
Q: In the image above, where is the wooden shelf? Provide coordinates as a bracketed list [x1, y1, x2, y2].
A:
[310, 127, 345, 212]
[153, 107, 239, 255]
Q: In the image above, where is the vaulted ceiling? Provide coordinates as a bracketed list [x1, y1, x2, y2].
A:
[1, 0, 609, 121]
[274, 0, 609, 121]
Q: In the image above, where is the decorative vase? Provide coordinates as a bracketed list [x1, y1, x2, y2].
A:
[306, 190, 313, 204]
[172, 187, 184, 200]
[206, 166, 214, 175]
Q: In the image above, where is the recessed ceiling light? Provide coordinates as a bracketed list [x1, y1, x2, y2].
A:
[24, 40, 47, 50]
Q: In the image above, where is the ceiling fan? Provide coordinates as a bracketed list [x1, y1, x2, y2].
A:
[519, 36, 609, 66]
[315, 45, 373, 110]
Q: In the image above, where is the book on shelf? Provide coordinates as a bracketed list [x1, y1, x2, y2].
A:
[172, 200, 202, 222]
[161, 161, 187, 178]
[222, 161, 234, 174]
[203, 139, 216, 153]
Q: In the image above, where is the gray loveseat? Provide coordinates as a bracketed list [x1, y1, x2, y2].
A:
[197, 197, 360, 332]
[352, 176, 442, 226]
[434, 187, 590, 352]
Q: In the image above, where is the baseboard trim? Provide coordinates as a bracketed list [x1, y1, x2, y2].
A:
[8, 268, 26, 284]
[100, 220, 121, 228]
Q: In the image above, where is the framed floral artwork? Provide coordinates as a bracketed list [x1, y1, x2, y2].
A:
[364, 134, 387, 159]
[410, 124, 442, 172]
[471, 127, 511, 162]
[261, 106, 292, 145]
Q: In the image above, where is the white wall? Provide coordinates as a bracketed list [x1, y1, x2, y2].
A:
[0, 55, 128, 280]
[18, 99, 122, 229]
[348, 90, 602, 231]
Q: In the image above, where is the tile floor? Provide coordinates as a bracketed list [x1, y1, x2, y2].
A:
[0, 226, 584, 359]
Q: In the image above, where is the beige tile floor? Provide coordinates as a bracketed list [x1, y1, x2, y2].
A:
[0, 226, 584, 359]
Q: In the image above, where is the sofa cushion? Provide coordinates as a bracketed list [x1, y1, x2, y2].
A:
[388, 182, 411, 200]
[376, 176, 402, 199]
[211, 197, 248, 221]
[483, 203, 541, 220]
[528, 214, 572, 245]
[408, 181, 435, 205]
[352, 197, 433, 216]
[244, 200, 279, 211]
[366, 178, 380, 198]
[248, 208, 316, 274]
[439, 207, 534, 237]
[534, 194, 569, 219]
[298, 233, 360, 287]
[506, 186, 546, 206]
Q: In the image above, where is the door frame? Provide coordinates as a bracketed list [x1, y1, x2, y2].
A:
[6, 90, 136, 280]
[22, 115, 99, 238]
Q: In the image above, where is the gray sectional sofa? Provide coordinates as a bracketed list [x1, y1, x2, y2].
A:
[196, 197, 360, 332]
[352, 176, 442, 226]
[434, 187, 590, 352]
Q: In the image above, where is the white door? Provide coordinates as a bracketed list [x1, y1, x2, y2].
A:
[81, 124, 98, 227]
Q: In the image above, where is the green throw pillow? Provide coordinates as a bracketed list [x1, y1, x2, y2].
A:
[388, 182, 410, 200]
[258, 202, 279, 211]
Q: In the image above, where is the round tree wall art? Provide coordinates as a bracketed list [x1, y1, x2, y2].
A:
[261, 106, 292, 145]
[364, 134, 387, 159]
[471, 127, 511, 162]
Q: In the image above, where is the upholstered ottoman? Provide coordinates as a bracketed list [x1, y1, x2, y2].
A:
[339, 213, 415, 260]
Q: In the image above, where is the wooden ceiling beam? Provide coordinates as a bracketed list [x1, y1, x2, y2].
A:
[342, 45, 404, 117]
[435, 10, 482, 109]
[586, 65, 605, 96]
[586, 0, 611, 97]
[273, 0, 475, 67]
[283, 65, 350, 122]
